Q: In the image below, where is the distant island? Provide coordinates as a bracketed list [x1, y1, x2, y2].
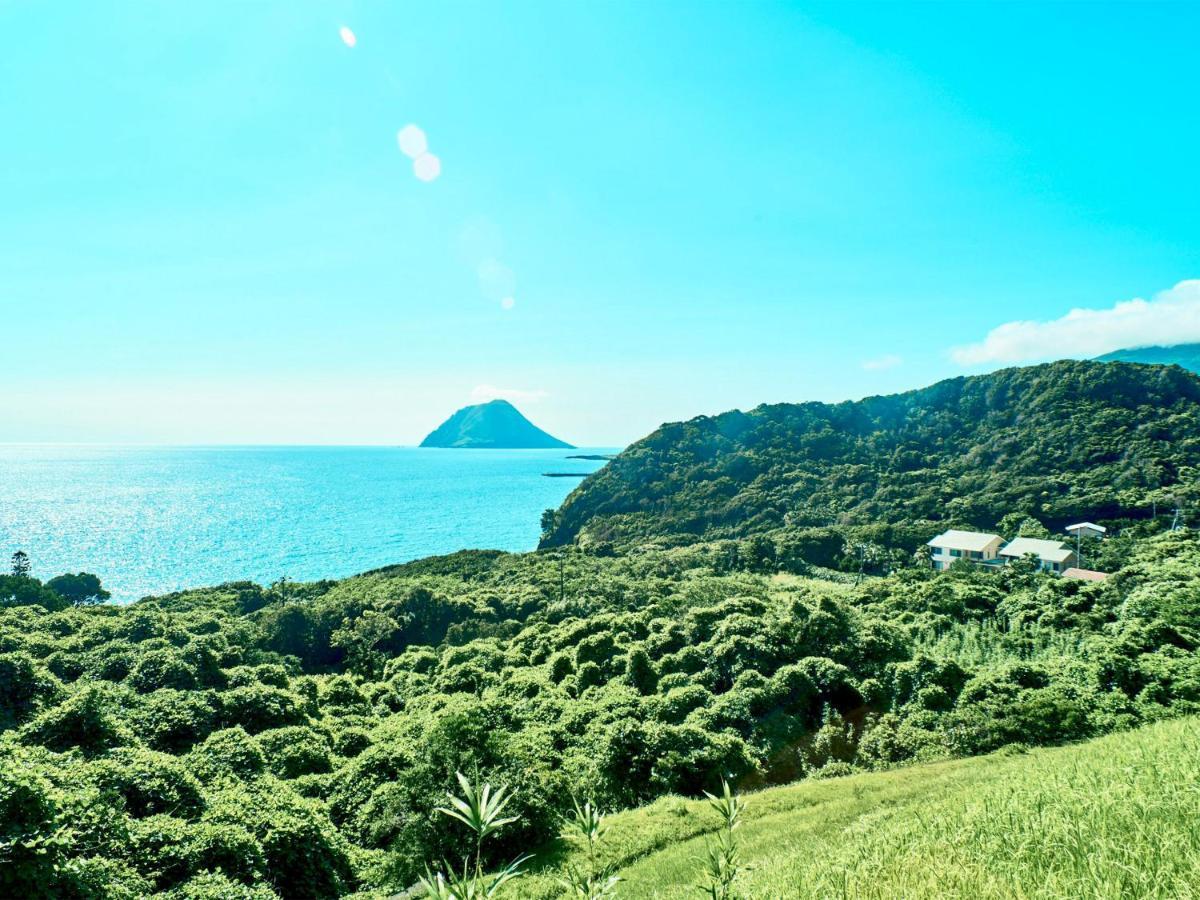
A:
[419, 398, 574, 449]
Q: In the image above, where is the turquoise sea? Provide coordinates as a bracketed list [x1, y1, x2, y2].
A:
[0, 445, 615, 603]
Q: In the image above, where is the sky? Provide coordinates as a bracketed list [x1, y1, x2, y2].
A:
[2, 1, 1198, 446]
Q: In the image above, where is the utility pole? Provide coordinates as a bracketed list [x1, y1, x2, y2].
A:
[1172, 507, 1184, 531]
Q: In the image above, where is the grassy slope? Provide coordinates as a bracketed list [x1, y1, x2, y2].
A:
[519, 717, 1200, 899]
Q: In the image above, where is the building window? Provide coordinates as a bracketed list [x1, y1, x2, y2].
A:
[950, 549, 962, 558]
[969, 551, 982, 559]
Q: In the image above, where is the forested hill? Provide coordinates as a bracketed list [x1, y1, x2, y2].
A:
[542, 360, 1200, 548]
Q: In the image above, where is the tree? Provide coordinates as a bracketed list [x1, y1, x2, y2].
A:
[11, 551, 30, 577]
[45, 573, 110, 607]
[625, 647, 658, 696]
[998, 513, 1050, 539]
[0, 574, 68, 611]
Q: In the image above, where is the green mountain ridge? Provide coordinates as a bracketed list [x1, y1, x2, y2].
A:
[542, 359, 1200, 548]
[1095, 342, 1200, 371]
[419, 398, 573, 449]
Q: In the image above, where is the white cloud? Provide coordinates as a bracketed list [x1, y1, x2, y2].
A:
[862, 354, 903, 371]
[470, 384, 548, 405]
[952, 279, 1200, 366]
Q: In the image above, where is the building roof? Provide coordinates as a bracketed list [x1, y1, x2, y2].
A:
[1000, 537, 1074, 563]
[1062, 567, 1109, 582]
[927, 530, 1003, 552]
[1065, 522, 1107, 534]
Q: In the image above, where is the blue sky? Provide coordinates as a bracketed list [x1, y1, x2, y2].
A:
[2, 1, 1197, 445]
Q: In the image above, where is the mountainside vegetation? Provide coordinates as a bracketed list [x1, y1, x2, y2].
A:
[420, 400, 573, 449]
[542, 360, 1200, 549]
[5, 358, 1200, 898]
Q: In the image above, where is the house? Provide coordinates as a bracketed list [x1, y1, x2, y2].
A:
[927, 530, 1005, 571]
[1065, 522, 1107, 541]
[1062, 567, 1109, 582]
[1064, 521, 1106, 569]
[998, 537, 1077, 573]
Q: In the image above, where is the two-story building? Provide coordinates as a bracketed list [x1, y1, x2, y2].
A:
[927, 530, 1005, 571]
[927, 529, 1079, 574]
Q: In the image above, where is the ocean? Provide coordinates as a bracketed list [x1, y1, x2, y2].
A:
[0, 445, 615, 603]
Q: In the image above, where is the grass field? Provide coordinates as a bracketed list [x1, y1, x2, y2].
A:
[517, 717, 1200, 899]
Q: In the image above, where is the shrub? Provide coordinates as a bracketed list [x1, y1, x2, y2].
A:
[204, 782, 356, 900]
[126, 815, 192, 888]
[0, 756, 65, 895]
[332, 726, 371, 759]
[218, 685, 305, 734]
[257, 726, 332, 779]
[0, 652, 61, 729]
[165, 871, 281, 900]
[58, 856, 152, 899]
[184, 822, 268, 885]
[129, 650, 199, 693]
[89, 748, 204, 819]
[133, 689, 220, 754]
[21, 684, 132, 756]
[187, 728, 266, 783]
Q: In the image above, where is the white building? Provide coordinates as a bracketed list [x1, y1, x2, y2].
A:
[1065, 522, 1107, 541]
[927, 530, 1005, 571]
[998, 537, 1077, 573]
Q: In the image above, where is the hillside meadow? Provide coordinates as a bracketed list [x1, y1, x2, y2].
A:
[522, 716, 1200, 899]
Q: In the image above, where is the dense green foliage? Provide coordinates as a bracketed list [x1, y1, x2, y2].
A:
[3, 524, 1199, 897]
[5, 360, 1200, 897]
[543, 360, 1200, 547]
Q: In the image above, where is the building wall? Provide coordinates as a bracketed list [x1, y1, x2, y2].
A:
[932, 540, 1076, 574]
[929, 536, 1003, 570]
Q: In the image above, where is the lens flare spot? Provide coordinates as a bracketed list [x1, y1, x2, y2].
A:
[413, 152, 441, 182]
[338, 26, 357, 48]
[397, 125, 428, 159]
[501, 297, 515, 310]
